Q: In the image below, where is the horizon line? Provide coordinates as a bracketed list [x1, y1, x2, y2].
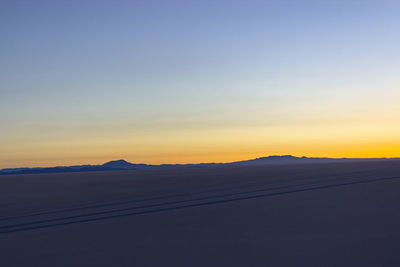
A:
[2, 155, 400, 171]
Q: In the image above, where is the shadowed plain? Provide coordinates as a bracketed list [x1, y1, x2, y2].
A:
[1, 161, 400, 266]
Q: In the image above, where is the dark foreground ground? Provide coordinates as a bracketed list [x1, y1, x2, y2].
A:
[1, 161, 400, 266]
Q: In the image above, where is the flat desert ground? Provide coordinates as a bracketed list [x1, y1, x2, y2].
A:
[1, 161, 400, 266]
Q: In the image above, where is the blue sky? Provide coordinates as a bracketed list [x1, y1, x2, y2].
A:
[1, 0, 400, 167]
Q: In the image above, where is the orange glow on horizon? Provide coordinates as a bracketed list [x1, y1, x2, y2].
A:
[1, 114, 400, 169]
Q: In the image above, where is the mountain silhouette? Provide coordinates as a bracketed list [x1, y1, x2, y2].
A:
[102, 160, 137, 169]
[1, 155, 399, 175]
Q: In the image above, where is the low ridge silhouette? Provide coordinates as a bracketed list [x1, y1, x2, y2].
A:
[1, 155, 399, 175]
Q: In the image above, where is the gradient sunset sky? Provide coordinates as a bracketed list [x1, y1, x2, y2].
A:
[1, 0, 400, 168]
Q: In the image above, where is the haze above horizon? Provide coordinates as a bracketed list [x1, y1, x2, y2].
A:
[1, 0, 400, 168]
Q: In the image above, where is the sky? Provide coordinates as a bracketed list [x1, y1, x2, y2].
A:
[1, 0, 400, 168]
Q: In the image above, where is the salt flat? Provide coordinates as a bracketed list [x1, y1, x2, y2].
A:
[1, 161, 400, 266]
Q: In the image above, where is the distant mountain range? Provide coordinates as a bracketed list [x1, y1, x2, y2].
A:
[1, 156, 400, 175]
